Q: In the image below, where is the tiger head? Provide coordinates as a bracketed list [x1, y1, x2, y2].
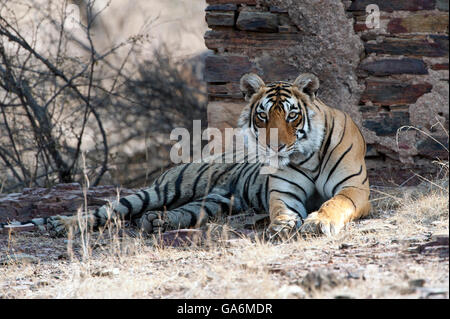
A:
[238, 73, 325, 167]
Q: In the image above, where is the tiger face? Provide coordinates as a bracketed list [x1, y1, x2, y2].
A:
[238, 73, 324, 166]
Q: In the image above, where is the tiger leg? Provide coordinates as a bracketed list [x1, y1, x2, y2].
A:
[138, 192, 230, 234]
[45, 163, 215, 237]
[300, 186, 370, 236]
[266, 168, 314, 240]
[46, 187, 164, 237]
[299, 109, 371, 237]
[267, 196, 307, 240]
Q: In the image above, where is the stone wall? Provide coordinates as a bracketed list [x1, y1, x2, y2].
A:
[203, 0, 449, 185]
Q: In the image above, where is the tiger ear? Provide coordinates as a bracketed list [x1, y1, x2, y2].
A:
[293, 73, 319, 100]
[240, 73, 265, 101]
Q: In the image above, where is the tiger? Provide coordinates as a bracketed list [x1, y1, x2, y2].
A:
[11, 73, 371, 239]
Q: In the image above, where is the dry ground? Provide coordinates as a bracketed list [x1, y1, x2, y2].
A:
[0, 177, 448, 299]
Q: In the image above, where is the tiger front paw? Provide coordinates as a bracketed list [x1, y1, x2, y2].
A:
[46, 215, 78, 237]
[299, 211, 344, 237]
[139, 212, 170, 235]
[267, 214, 300, 241]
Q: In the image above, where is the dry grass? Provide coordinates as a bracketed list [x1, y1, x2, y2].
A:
[0, 167, 448, 299]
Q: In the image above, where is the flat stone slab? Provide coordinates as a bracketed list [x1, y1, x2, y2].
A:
[0, 223, 36, 234]
[236, 11, 279, 33]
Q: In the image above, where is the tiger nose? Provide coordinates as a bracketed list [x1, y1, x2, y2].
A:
[267, 143, 286, 151]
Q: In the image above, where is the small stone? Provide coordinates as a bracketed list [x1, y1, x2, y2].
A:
[57, 253, 69, 260]
[266, 262, 284, 273]
[346, 271, 365, 280]
[339, 243, 353, 249]
[409, 279, 426, 288]
[93, 267, 120, 277]
[37, 281, 49, 287]
[300, 270, 343, 293]
[406, 247, 420, 254]
[398, 286, 417, 295]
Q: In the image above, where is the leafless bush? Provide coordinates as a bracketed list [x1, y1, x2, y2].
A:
[100, 47, 208, 187]
[0, 0, 206, 192]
